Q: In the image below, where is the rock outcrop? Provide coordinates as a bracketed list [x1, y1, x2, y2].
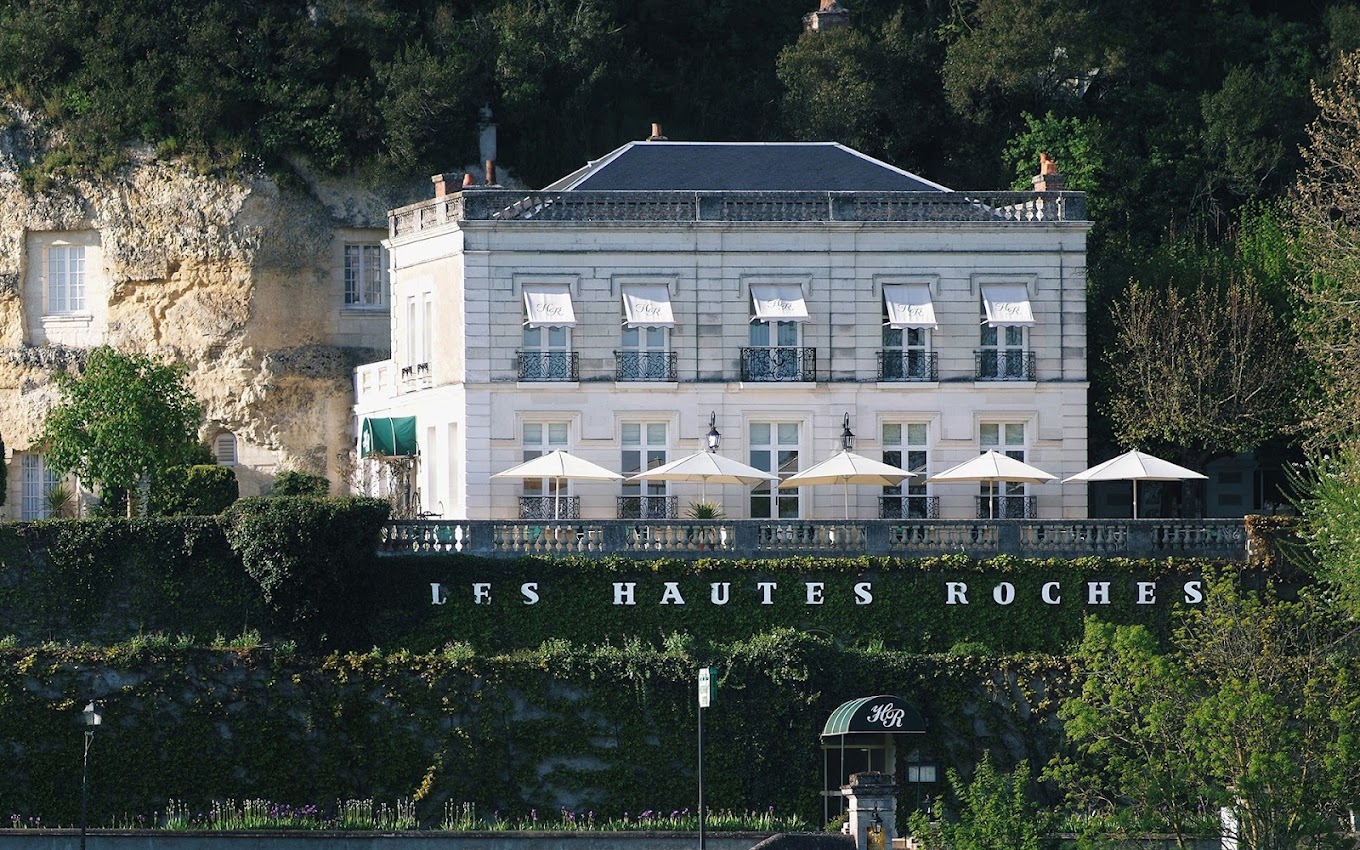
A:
[0, 107, 422, 505]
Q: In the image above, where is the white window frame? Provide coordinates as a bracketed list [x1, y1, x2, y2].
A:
[881, 423, 931, 518]
[21, 454, 61, 521]
[749, 421, 801, 519]
[521, 421, 572, 507]
[47, 244, 87, 315]
[979, 300, 1027, 380]
[343, 243, 385, 309]
[621, 422, 669, 516]
[980, 422, 1030, 516]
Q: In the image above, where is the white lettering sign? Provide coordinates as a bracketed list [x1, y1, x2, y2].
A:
[865, 702, 907, 729]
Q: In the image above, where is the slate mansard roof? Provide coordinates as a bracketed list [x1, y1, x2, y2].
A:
[543, 141, 952, 193]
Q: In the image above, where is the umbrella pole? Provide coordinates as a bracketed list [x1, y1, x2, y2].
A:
[1132, 479, 1139, 520]
[843, 480, 850, 520]
[990, 481, 996, 519]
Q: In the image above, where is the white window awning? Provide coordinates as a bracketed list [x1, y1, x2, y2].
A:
[883, 283, 938, 329]
[750, 284, 810, 323]
[523, 283, 577, 328]
[980, 283, 1035, 327]
[621, 284, 676, 328]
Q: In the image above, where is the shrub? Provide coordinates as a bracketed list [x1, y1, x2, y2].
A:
[152, 465, 239, 516]
[269, 470, 330, 497]
[223, 496, 390, 648]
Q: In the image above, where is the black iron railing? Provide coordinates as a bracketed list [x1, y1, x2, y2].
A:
[519, 495, 581, 519]
[975, 495, 1038, 519]
[614, 350, 678, 381]
[877, 351, 938, 382]
[616, 495, 680, 519]
[517, 350, 579, 381]
[741, 347, 817, 382]
[878, 496, 940, 519]
[975, 350, 1036, 381]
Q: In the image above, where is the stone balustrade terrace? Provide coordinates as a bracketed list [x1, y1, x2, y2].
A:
[377, 518, 1247, 560]
[390, 190, 1088, 237]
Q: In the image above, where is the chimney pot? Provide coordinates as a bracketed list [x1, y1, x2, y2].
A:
[462, 173, 475, 188]
[485, 159, 497, 187]
[1032, 153, 1065, 192]
[648, 123, 668, 141]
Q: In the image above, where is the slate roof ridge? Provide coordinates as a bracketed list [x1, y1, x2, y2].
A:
[542, 140, 951, 193]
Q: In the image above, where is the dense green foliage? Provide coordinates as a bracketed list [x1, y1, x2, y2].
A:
[1055, 577, 1360, 848]
[910, 755, 1044, 850]
[223, 497, 390, 648]
[149, 464, 240, 516]
[268, 470, 331, 497]
[0, 517, 261, 644]
[38, 347, 204, 515]
[0, 631, 1073, 831]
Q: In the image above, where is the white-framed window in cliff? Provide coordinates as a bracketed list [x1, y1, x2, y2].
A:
[214, 432, 238, 467]
[47, 244, 86, 314]
[344, 243, 384, 308]
[20, 454, 60, 521]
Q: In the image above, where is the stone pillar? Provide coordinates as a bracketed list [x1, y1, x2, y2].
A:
[841, 771, 896, 850]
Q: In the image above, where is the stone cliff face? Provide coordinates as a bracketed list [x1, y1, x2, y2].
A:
[0, 109, 421, 507]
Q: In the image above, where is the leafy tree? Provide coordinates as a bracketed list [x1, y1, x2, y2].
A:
[908, 754, 1044, 850]
[1103, 270, 1299, 491]
[1291, 50, 1360, 452]
[38, 347, 203, 517]
[1059, 578, 1360, 850]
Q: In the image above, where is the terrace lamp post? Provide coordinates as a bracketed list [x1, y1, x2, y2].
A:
[80, 700, 102, 850]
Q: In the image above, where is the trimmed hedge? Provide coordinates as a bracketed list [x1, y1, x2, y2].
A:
[151, 464, 240, 516]
[0, 498, 389, 649]
[224, 496, 390, 648]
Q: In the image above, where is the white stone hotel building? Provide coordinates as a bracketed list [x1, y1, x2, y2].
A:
[354, 137, 1091, 522]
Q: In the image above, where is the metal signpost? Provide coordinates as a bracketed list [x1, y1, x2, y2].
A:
[698, 666, 716, 850]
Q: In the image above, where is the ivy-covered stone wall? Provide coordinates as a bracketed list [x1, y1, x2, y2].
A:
[0, 633, 1074, 828]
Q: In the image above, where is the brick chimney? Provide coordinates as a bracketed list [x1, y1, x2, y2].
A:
[431, 172, 461, 198]
[803, 0, 850, 31]
[1032, 152, 1065, 192]
[647, 123, 668, 141]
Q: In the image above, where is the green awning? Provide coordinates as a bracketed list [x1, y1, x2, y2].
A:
[361, 417, 418, 457]
[821, 695, 926, 737]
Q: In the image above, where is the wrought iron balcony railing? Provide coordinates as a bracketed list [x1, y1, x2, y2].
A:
[614, 350, 678, 381]
[877, 351, 939, 382]
[878, 495, 940, 519]
[975, 350, 1036, 381]
[740, 347, 817, 382]
[616, 495, 680, 519]
[516, 350, 580, 381]
[519, 495, 581, 520]
[975, 495, 1038, 519]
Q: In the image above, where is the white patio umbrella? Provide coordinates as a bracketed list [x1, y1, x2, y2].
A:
[1063, 449, 1207, 519]
[627, 450, 779, 502]
[492, 450, 623, 519]
[927, 450, 1056, 518]
[778, 450, 916, 519]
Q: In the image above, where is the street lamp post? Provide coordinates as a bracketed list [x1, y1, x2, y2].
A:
[80, 701, 102, 850]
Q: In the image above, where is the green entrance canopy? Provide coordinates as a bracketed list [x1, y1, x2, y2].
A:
[821, 695, 926, 737]
[361, 417, 418, 457]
